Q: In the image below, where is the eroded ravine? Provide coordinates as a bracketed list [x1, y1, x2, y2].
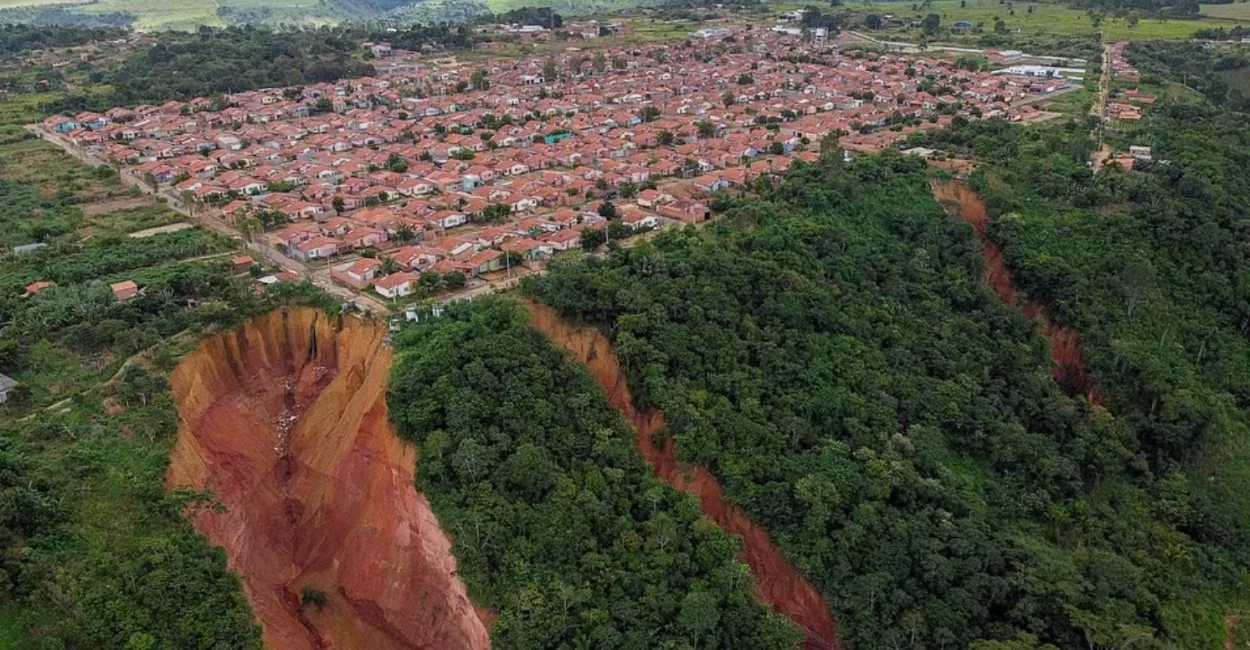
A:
[931, 180, 1103, 405]
[525, 302, 842, 650]
[167, 308, 490, 650]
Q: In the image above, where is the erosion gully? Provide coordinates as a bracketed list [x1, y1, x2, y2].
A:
[168, 304, 840, 650]
[931, 180, 1103, 405]
[167, 308, 490, 650]
[526, 302, 843, 650]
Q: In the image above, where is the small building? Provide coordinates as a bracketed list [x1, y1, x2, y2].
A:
[951, 21, 973, 34]
[111, 280, 139, 301]
[231, 256, 255, 273]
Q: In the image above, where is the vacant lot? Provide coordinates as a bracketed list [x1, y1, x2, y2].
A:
[89, 204, 184, 235]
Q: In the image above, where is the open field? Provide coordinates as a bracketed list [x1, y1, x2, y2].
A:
[841, 0, 1243, 40]
[0, 0, 349, 29]
[0, 0, 1237, 32]
[1035, 85, 1095, 118]
[1201, 2, 1250, 21]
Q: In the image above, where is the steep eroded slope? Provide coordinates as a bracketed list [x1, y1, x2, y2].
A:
[167, 308, 490, 650]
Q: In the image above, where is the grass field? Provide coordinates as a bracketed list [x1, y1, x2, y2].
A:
[1201, 2, 1250, 21]
[0, 0, 1237, 33]
[1035, 85, 1095, 117]
[0, 0, 341, 29]
[842, 0, 1243, 41]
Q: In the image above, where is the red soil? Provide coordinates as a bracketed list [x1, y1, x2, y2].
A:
[526, 302, 842, 650]
[931, 180, 1102, 405]
[166, 308, 491, 650]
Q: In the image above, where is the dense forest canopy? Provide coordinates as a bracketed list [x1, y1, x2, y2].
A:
[1128, 41, 1250, 110]
[524, 147, 1248, 648]
[0, 23, 128, 54]
[30, 23, 483, 109]
[105, 27, 375, 104]
[483, 7, 563, 27]
[388, 297, 802, 650]
[1067, 0, 1202, 17]
[914, 45, 1250, 639]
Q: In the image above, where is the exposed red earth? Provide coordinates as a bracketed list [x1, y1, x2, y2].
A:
[167, 308, 491, 650]
[931, 180, 1103, 405]
[526, 302, 842, 650]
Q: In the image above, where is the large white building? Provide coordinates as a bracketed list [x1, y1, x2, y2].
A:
[993, 65, 1086, 81]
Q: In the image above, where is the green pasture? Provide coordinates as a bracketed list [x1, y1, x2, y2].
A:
[840, 0, 1244, 40]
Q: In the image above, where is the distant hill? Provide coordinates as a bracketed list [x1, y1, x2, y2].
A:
[0, 0, 659, 30]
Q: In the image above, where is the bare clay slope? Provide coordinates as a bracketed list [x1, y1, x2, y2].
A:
[526, 302, 842, 650]
[167, 308, 490, 650]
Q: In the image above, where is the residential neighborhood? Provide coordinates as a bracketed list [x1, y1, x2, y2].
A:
[39, 26, 1076, 305]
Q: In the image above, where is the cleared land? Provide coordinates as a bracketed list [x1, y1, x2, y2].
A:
[1201, 2, 1250, 21]
[845, 0, 1242, 40]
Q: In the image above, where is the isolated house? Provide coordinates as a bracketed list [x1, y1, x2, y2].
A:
[111, 280, 140, 301]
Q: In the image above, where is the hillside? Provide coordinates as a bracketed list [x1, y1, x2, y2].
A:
[0, 0, 661, 30]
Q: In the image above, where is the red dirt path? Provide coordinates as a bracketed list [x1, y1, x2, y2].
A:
[167, 308, 491, 650]
[526, 302, 842, 650]
[931, 180, 1103, 405]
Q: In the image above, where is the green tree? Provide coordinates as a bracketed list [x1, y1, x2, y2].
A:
[598, 200, 617, 219]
